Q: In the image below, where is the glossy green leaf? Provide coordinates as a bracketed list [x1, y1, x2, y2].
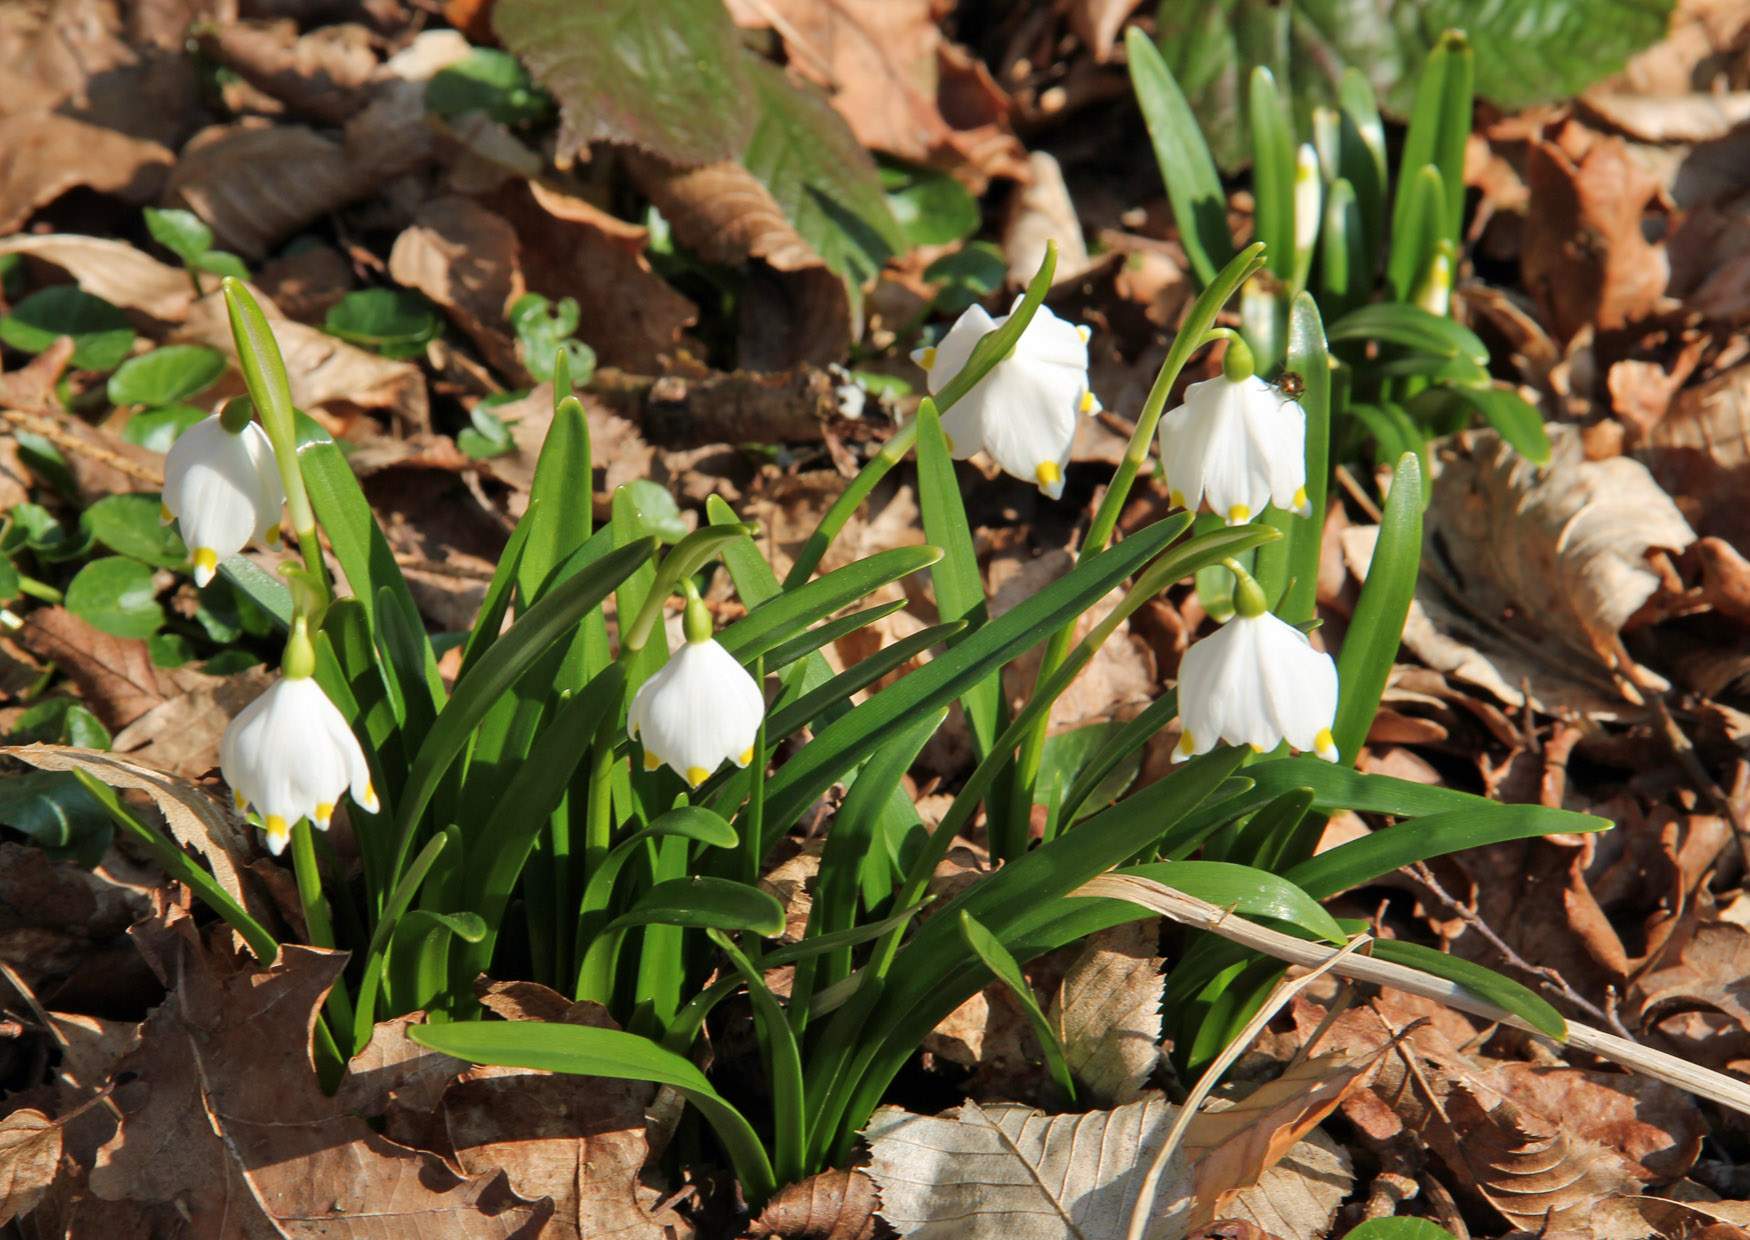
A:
[960, 911, 1076, 1100]
[717, 545, 941, 664]
[1127, 26, 1233, 285]
[1386, 164, 1445, 302]
[710, 929, 807, 1184]
[1328, 303, 1487, 365]
[1393, 30, 1473, 248]
[1249, 66, 1296, 279]
[324, 288, 441, 359]
[424, 48, 552, 125]
[1056, 691, 1177, 827]
[65, 556, 163, 637]
[1317, 177, 1365, 319]
[410, 1020, 777, 1204]
[762, 600, 906, 675]
[1332, 452, 1420, 761]
[0, 771, 111, 865]
[1276, 292, 1329, 623]
[144, 207, 215, 264]
[122, 404, 207, 452]
[84, 494, 186, 569]
[884, 161, 980, 248]
[1342, 1218, 1458, 1240]
[0, 286, 134, 370]
[916, 400, 998, 755]
[1427, 385, 1551, 466]
[606, 876, 784, 937]
[1124, 860, 1345, 943]
[1368, 938, 1565, 1039]
[107, 345, 226, 407]
[518, 394, 593, 601]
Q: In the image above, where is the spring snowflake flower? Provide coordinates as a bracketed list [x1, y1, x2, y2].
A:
[1172, 562, 1338, 763]
[1158, 342, 1308, 526]
[628, 595, 765, 788]
[221, 632, 377, 856]
[911, 299, 1100, 500]
[161, 412, 284, 586]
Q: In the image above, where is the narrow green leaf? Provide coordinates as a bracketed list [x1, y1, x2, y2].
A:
[1367, 938, 1564, 1039]
[1127, 26, 1234, 286]
[1276, 292, 1330, 623]
[518, 395, 592, 602]
[1318, 178, 1365, 319]
[1328, 303, 1487, 365]
[761, 599, 906, 674]
[716, 545, 942, 664]
[410, 1019, 777, 1205]
[1385, 164, 1445, 303]
[709, 929, 807, 1185]
[1248, 66, 1296, 279]
[1428, 385, 1551, 466]
[1332, 452, 1420, 761]
[605, 876, 784, 938]
[959, 911, 1076, 1100]
[1124, 860, 1345, 943]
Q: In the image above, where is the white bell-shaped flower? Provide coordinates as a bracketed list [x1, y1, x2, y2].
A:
[1158, 367, 1308, 527]
[220, 641, 377, 855]
[628, 595, 764, 788]
[161, 412, 284, 586]
[1172, 562, 1338, 763]
[911, 298, 1100, 500]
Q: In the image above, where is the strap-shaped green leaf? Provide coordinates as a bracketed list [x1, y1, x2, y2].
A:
[1423, 384, 1551, 466]
[709, 929, 808, 1185]
[410, 1020, 777, 1205]
[1128, 26, 1233, 286]
[717, 545, 942, 662]
[1329, 302, 1488, 366]
[518, 394, 593, 604]
[1248, 65, 1296, 281]
[1368, 938, 1564, 1040]
[1386, 164, 1445, 303]
[1332, 452, 1420, 761]
[959, 911, 1076, 1100]
[1123, 860, 1344, 943]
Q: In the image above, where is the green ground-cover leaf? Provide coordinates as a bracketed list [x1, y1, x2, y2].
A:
[0, 285, 135, 370]
[65, 556, 164, 637]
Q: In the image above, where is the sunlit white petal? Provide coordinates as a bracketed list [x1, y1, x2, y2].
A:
[1158, 375, 1307, 524]
[162, 416, 284, 585]
[916, 300, 1098, 497]
[221, 676, 376, 854]
[1172, 611, 1338, 762]
[628, 638, 765, 787]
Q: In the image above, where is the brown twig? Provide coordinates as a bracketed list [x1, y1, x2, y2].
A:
[3, 407, 164, 487]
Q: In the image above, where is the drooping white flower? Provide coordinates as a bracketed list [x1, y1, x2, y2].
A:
[221, 674, 377, 855]
[161, 414, 284, 587]
[628, 631, 765, 789]
[911, 299, 1100, 500]
[1172, 569, 1338, 763]
[1158, 373, 1308, 526]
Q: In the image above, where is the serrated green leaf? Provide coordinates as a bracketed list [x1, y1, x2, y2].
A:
[492, 0, 753, 166]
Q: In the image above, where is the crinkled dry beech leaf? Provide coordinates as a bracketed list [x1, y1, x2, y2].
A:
[86, 911, 550, 1235]
[724, 0, 1026, 189]
[0, 114, 172, 235]
[4, 744, 255, 910]
[195, 19, 379, 125]
[1049, 922, 1165, 1105]
[0, 1109, 62, 1227]
[181, 289, 430, 429]
[165, 122, 377, 260]
[1215, 1130, 1350, 1240]
[109, 665, 277, 781]
[749, 1168, 882, 1240]
[0, 236, 196, 323]
[1068, 0, 1150, 62]
[1636, 361, 1750, 548]
[14, 608, 207, 734]
[863, 1094, 1194, 1238]
[1348, 425, 1695, 713]
[388, 195, 526, 378]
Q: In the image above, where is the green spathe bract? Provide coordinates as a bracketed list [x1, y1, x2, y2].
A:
[66, 238, 1609, 1211]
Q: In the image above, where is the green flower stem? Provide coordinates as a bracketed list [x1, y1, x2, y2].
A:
[221, 278, 330, 604]
[741, 654, 766, 887]
[290, 817, 356, 1051]
[1005, 244, 1269, 846]
[622, 522, 755, 653]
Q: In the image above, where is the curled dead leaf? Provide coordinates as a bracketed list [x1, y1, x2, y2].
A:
[1637, 362, 1750, 547]
[749, 1168, 883, 1240]
[0, 236, 194, 323]
[0, 1109, 61, 1227]
[0, 114, 172, 235]
[388, 196, 526, 379]
[1049, 922, 1165, 1104]
[195, 19, 378, 124]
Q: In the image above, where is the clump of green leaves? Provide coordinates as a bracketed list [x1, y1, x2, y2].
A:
[509, 293, 595, 383]
[145, 206, 250, 288]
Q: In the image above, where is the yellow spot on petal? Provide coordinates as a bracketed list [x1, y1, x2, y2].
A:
[1036, 460, 1062, 490]
[1250, 743, 1266, 753]
[233, 789, 247, 812]
[361, 782, 379, 813]
[1174, 730, 1195, 760]
[1077, 325, 1091, 343]
[738, 747, 754, 767]
[1169, 489, 1187, 509]
[1226, 504, 1251, 524]
[1292, 486, 1309, 512]
[264, 525, 282, 547]
[643, 750, 662, 772]
[1314, 728, 1338, 763]
[920, 346, 937, 371]
[264, 814, 288, 845]
[193, 547, 218, 585]
[686, 766, 711, 788]
[314, 802, 334, 827]
[1078, 390, 1095, 414]
[160, 502, 173, 523]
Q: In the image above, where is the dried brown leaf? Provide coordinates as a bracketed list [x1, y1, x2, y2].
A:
[1351, 425, 1695, 712]
[489, 180, 696, 372]
[726, 0, 1025, 189]
[14, 607, 209, 732]
[0, 1109, 61, 1227]
[0, 236, 195, 323]
[165, 121, 376, 260]
[388, 196, 525, 379]
[1637, 362, 1750, 547]
[5, 743, 255, 912]
[1003, 151, 1091, 286]
[1069, 0, 1148, 61]
[110, 664, 275, 779]
[0, 113, 172, 235]
[1049, 922, 1164, 1104]
[750, 1168, 883, 1239]
[87, 911, 550, 1234]
[864, 1094, 1194, 1238]
[196, 19, 377, 123]
[1183, 1056, 1373, 1229]
[1523, 124, 1673, 338]
[1216, 1131, 1350, 1240]
[627, 153, 850, 369]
